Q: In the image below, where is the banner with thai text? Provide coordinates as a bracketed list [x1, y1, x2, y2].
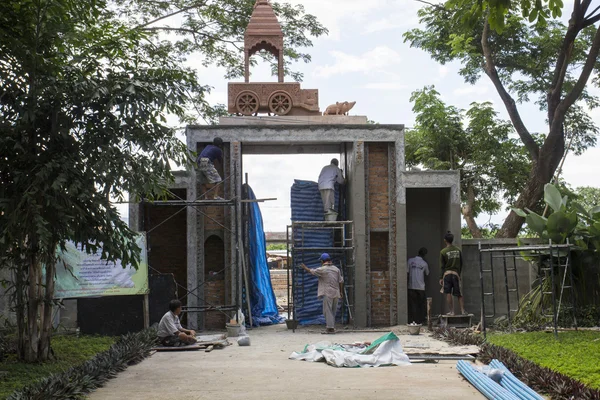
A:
[54, 234, 149, 298]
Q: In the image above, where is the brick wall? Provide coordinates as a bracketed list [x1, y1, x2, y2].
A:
[367, 143, 389, 230]
[145, 189, 187, 303]
[204, 279, 226, 329]
[371, 271, 390, 326]
[205, 235, 225, 276]
[370, 232, 389, 272]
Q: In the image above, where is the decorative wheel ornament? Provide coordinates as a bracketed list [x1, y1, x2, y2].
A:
[235, 91, 259, 115]
[269, 91, 293, 115]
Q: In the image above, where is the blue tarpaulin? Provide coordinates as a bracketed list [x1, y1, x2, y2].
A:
[290, 180, 342, 325]
[246, 185, 284, 326]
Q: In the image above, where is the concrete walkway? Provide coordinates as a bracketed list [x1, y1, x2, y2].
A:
[88, 325, 482, 400]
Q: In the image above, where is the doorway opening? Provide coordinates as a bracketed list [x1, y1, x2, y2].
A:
[405, 187, 452, 317]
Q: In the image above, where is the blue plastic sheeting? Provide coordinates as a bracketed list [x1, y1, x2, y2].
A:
[245, 185, 284, 326]
[290, 180, 342, 325]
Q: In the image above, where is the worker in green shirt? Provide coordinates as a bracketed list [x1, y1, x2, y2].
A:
[439, 232, 467, 315]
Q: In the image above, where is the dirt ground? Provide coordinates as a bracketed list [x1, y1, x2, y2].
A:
[88, 324, 482, 400]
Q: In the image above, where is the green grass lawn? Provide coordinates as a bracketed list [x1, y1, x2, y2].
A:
[488, 330, 600, 389]
[0, 335, 115, 399]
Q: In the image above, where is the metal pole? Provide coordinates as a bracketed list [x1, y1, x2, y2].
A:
[512, 251, 520, 304]
[489, 245, 496, 318]
[502, 250, 512, 328]
[567, 242, 578, 330]
[287, 225, 291, 322]
[549, 240, 558, 339]
[478, 242, 487, 339]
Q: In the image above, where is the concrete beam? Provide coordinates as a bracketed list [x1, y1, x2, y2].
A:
[186, 125, 404, 146]
[242, 144, 342, 155]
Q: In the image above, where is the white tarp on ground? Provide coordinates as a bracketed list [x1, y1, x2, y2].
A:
[289, 332, 411, 368]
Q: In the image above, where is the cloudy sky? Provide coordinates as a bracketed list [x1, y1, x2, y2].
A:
[122, 0, 600, 232]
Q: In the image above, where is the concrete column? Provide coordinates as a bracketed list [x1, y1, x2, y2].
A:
[395, 139, 408, 325]
[230, 142, 242, 308]
[187, 160, 200, 330]
[351, 141, 368, 327]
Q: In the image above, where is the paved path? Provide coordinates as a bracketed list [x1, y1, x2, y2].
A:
[88, 325, 482, 400]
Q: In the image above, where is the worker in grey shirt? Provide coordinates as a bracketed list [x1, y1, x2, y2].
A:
[299, 253, 344, 334]
[318, 158, 344, 212]
[407, 248, 429, 324]
[157, 299, 197, 346]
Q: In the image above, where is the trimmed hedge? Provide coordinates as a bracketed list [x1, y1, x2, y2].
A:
[7, 328, 157, 400]
[433, 328, 600, 400]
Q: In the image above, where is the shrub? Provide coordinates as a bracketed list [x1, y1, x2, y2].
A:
[7, 328, 157, 400]
[434, 327, 600, 400]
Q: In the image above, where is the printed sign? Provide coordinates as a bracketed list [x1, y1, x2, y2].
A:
[54, 234, 149, 298]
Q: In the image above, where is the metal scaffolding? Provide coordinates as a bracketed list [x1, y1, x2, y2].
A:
[286, 221, 355, 329]
[139, 169, 245, 327]
[478, 240, 577, 338]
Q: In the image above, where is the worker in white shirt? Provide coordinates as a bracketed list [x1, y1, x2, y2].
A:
[407, 247, 429, 324]
[318, 158, 344, 212]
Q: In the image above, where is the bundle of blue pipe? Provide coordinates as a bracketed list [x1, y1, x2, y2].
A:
[290, 180, 341, 325]
[457, 360, 543, 400]
[245, 185, 284, 326]
[489, 360, 544, 400]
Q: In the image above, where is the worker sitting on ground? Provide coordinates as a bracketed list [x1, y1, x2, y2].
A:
[408, 247, 429, 324]
[317, 158, 344, 213]
[157, 299, 197, 347]
[197, 137, 223, 200]
[439, 232, 467, 316]
[299, 253, 344, 334]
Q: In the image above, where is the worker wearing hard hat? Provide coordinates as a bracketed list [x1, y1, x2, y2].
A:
[299, 253, 344, 334]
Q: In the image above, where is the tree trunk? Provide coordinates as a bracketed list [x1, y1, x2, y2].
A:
[497, 136, 564, 237]
[14, 261, 26, 361]
[462, 184, 483, 238]
[24, 254, 41, 362]
[39, 259, 56, 361]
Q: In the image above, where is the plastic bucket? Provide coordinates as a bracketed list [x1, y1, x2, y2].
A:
[324, 211, 338, 221]
[407, 324, 422, 335]
[226, 323, 242, 337]
[285, 319, 298, 330]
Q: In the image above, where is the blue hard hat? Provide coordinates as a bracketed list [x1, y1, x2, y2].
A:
[319, 253, 331, 261]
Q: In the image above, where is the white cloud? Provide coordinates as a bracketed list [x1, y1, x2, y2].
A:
[364, 18, 404, 34]
[363, 82, 407, 90]
[243, 153, 339, 232]
[439, 66, 449, 78]
[314, 46, 402, 78]
[285, 0, 390, 40]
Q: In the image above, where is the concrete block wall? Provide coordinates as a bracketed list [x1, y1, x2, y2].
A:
[460, 239, 538, 323]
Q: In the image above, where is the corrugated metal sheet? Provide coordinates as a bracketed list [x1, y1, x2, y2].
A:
[290, 180, 342, 325]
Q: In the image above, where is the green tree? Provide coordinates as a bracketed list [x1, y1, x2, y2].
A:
[404, 1, 600, 238]
[0, 0, 324, 362]
[406, 86, 529, 237]
[574, 186, 600, 210]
